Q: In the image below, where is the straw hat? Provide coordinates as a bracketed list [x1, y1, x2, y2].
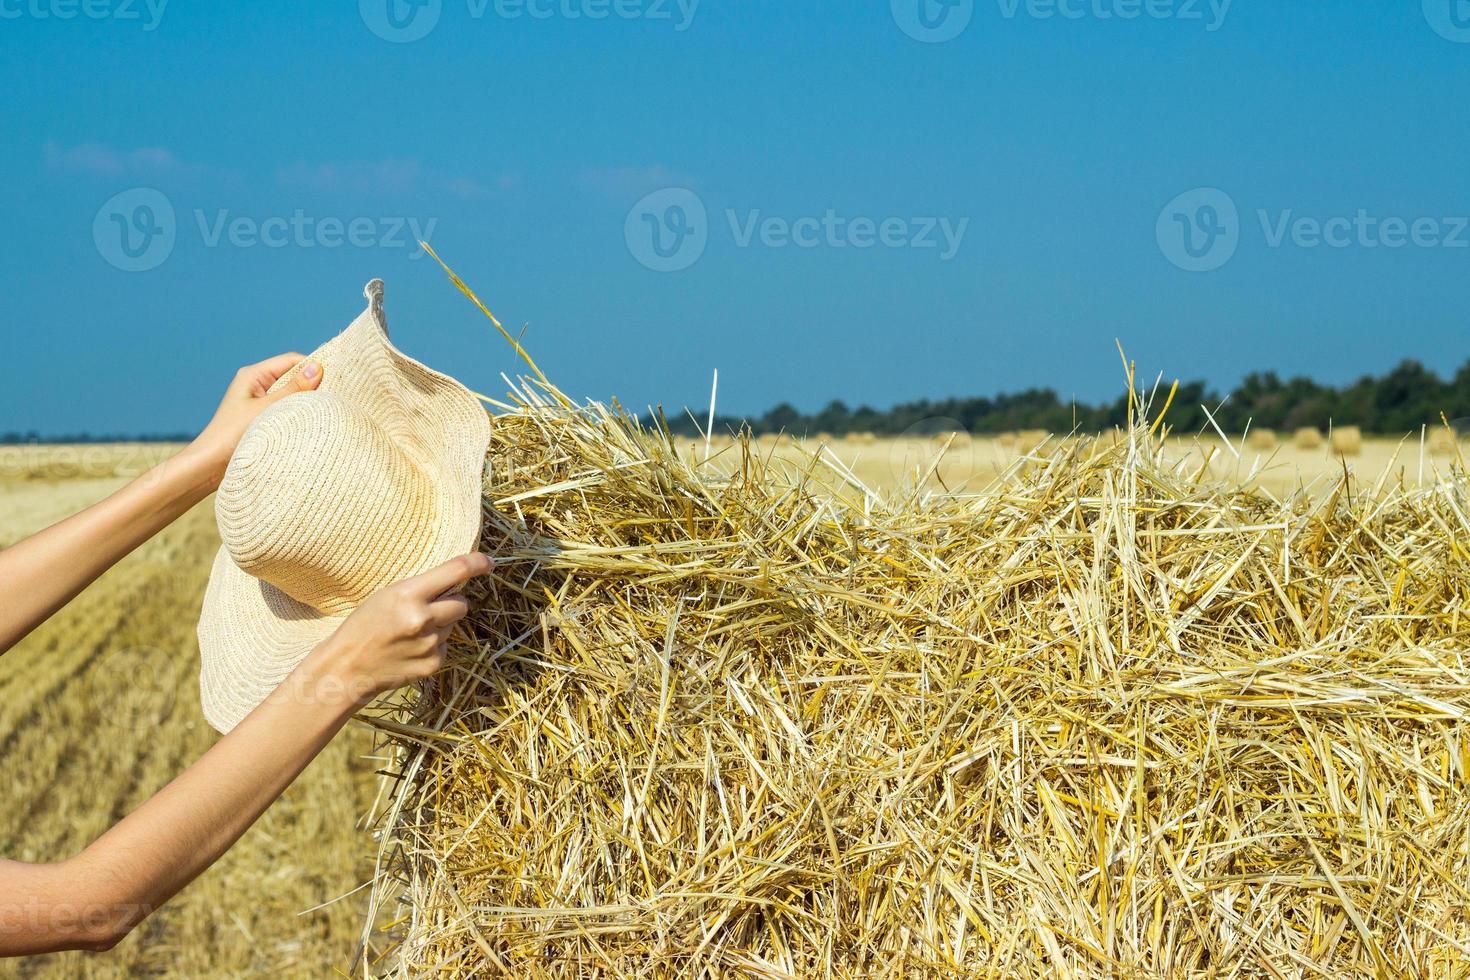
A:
[197, 280, 491, 734]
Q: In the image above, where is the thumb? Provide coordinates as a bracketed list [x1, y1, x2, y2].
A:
[266, 359, 323, 402]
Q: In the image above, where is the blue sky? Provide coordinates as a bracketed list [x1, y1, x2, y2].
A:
[3, 1, 1469, 436]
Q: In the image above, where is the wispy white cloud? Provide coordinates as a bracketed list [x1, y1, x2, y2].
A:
[579, 164, 698, 198]
[277, 159, 520, 199]
[44, 140, 197, 177]
[276, 158, 423, 194]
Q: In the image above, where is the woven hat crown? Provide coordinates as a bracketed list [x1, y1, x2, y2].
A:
[215, 391, 441, 616]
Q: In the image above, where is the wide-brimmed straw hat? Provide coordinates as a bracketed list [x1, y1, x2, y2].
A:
[197, 280, 491, 734]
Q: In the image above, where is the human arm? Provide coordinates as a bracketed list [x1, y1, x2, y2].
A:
[0, 552, 492, 955]
[0, 354, 321, 657]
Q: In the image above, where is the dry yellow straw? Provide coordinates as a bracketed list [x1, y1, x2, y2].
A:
[360, 263, 1470, 978]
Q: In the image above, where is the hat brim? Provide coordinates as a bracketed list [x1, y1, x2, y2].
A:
[197, 280, 491, 734]
[198, 547, 348, 732]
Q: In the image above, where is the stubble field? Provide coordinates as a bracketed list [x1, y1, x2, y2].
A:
[0, 434, 1460, 977]
[0, 446, 378, 979]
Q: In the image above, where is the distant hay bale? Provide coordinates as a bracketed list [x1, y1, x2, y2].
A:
[843, 431, 877, 444]
[1292, 426, 1324, 449]
[813, 431, 833, 443]
[369, 264, 1470, 977]
[996, 431, 1018, 448]
[1014, 428, 1049, 451]
[929, 429, 972, 449]
[1244, 428, 1277, 450]
[1083, 427, 1127, 459]
[1428, 427, 1457, 456]
[1330, 425, 1363, 456]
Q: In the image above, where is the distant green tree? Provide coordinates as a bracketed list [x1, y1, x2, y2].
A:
[655, 356, 1470, 439]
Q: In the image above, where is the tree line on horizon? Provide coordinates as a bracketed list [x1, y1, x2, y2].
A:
[661, 358, 1470, 439]
[9, 358, 1470, 444]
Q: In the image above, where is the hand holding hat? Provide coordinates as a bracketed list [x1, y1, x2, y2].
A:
[289, 551, 495, 709]
[190, 353, 327, 488]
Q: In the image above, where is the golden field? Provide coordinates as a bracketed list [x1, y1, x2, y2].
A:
[680, 430, 1466, 500]
[0, 446, 379, 979]
[1, 433, 1465, 977]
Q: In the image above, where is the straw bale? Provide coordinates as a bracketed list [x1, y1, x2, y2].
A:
[1330, 425, 1363, 456]
[1244, 427, 1276, 450]
[364, 264, 1470, 977]
[1292, 426, 1324, 449]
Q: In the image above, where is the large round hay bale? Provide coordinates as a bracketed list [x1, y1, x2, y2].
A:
[1293, 426, 1324, 449]
[1330, 425, 1363, 456]
[375, 264, 1470, 978]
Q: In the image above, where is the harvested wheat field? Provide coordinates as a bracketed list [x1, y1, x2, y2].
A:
[356, 269, 1470, 978]
[686, 429, 1463, 503]
[0, 466, 381, 978]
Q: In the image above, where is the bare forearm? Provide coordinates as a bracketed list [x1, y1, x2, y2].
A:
[0, 447, 221, 655]
[0, 650, 360, 955]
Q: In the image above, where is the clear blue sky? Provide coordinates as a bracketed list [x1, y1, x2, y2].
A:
[3, 1, 1469, 436]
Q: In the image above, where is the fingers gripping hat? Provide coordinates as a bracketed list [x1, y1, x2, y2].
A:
[197, 280, 491, 734]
